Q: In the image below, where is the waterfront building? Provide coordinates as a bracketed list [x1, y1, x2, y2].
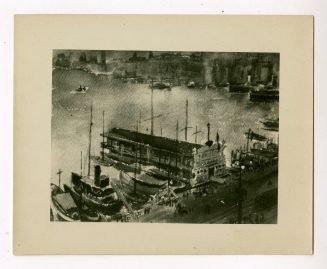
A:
[101, 128, 202, 180]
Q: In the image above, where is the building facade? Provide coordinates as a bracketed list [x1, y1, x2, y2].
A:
[101, 128, 202, 180]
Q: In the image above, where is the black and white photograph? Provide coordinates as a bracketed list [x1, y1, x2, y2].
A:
[51, 50, 279, 224]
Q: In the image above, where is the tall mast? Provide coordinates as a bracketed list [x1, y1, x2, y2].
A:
[195, 125, 197, 143]
[102, 110, 105, 161]
[192, 125, 201, 144]
[150, 78, 154, 135]
[246, 128, 251, 152]
[87, 104, 93, 177]
[57, 169, 63, 189]
[176, 120, 179, 141]
[185, 99, 188, 141]
[80, 151, 83, 175]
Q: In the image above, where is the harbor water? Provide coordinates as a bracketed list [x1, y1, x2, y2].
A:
[51, 69, 279, 186]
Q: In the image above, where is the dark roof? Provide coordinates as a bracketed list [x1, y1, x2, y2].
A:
[103, 128, 202, 154]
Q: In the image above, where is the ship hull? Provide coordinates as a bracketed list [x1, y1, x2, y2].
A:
[250, 91, 279, 101]
[230, 164, 278, 183]
[50, 184, 80, 222]
[229, 84, 253, 93]
[119, 171, 167, 197]
[64, 184, 123, 216]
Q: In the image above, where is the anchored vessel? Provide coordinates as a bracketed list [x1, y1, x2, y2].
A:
[50, 183, 81, 221]
[230, 129, 278, 182]
[63, 105, 123, 217]
[249, 89, 279, 101]
[70, 85, 89, 94]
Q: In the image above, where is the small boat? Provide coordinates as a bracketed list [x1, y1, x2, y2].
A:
[152, 82, 171, 90]
[119, 170, 168, 197]
[216, 82, 230, 88]
[69, 172, 124, 216]
[63, 184, 101, 222]
[186, 81, 205, 89]
[70, 85, 89, 94]
[260, 118, 279, 129]
[207, 83, 217, 90]
[50, 183, 81, 222]
[229, 83, 253, 93]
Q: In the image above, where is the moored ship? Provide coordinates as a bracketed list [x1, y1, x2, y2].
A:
[119, 170, 168, 197]
[230, 129, 278, 182]
[249, 89, 279, 101]
[50, 183, 81, 222]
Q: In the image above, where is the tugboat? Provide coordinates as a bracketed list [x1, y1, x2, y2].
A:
[65, 169, 123, 216]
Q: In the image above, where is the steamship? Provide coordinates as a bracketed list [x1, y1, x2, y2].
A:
[229, 129, 278, 182]
[63, 105, 123, 216]
[64, 169, 123, 216]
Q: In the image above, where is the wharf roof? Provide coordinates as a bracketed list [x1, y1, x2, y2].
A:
[102, 128, 202, 154]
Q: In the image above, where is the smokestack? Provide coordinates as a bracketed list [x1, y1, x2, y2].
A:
[205, 123, 213, 147]
[94, 165, 101, 187]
